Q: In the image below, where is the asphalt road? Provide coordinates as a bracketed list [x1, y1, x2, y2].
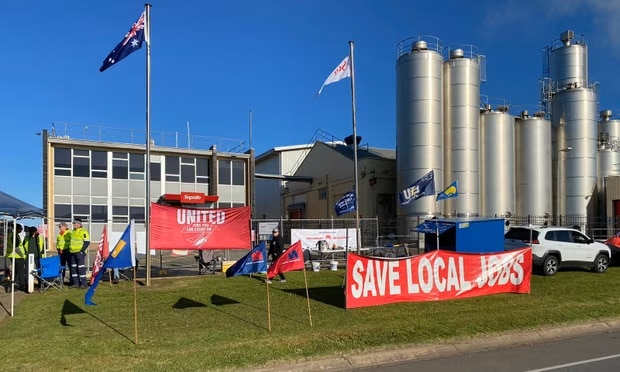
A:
[362, 330, 620, 372]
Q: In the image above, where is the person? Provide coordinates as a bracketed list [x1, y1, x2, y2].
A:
[56, 222, 71, 282]
[23, 226, 45, 267]
[7, 224, 26, 290]
[68, 218, 90, 289]
[266, 228, 286, 284]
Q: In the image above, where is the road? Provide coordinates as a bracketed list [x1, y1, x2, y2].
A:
[362, 330, 620, 372]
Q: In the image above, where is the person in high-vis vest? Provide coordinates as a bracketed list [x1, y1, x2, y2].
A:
[7, 224, 26, 289]
[56, 222, 71, 282]
[23, 226, 45, 266]
[69, 218, 90, 289]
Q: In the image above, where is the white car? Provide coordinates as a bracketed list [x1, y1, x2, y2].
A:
[504, 226, 611, 276]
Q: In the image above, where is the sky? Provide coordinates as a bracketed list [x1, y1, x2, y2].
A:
[2, 0, 620, 208]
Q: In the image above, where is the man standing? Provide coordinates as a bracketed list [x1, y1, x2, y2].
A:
[56, 222, 71, 283]
[7, 224, 26, 290]
[69, 219, 90, 289]
[267, 228, 286, 284]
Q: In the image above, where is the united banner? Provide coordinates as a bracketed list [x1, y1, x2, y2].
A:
[150, 203, 251, 250]
[345, 248, 531, 309]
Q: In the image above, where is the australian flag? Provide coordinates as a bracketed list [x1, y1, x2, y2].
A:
[334, 190, 356, 216]
[226, 241, 268, 278]
[399, 170, 435, 206]
[99, 11, 145, 72]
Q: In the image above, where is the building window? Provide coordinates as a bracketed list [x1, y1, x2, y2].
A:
[181, 164, 195, 183]
[73, 204, 90, 216]
[318, 187, 327, 200]
[165, 156, 179, 175]
[232, 202, 245, 208]
[91, 205, 108, 222]
[218, 160, 231, 185]
[112, 206, 128, 223]
[54, 148, 71, 176]
[196, 157, 209, 184]
[91, 150, 107, 178]
[150, 162, 161, 181]
[54, 148, 71, 168]
[112, 152, 128, 179]
[232, 161, 245, 186]
[73, 157, 90, 178]
[130, 153, 144, 172]
[130, 206, 145, 223]
[54, 204, 72, 220]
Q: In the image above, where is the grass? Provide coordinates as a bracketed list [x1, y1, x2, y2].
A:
[1, 267, 620, 371]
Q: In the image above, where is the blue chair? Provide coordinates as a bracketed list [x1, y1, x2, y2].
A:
[31, 255, 63, 292]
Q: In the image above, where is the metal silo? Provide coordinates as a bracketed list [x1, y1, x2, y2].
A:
[395, 36, 444, 233]
[597, 110, 620, 216]
[544, 30, 588, 88]
[515, 111, 552, 217]
[443, 46, 482, 216]
[551, 87, 598, 217]
[480, 105, 515, 217]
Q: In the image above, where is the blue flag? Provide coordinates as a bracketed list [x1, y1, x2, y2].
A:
[226, 242, 268, 278]
[99, 12, 145, 72]
[85, 221, 136, 306]
[437, 180, 458, 201]
[334, 190, 356, 216]
[399, 170, 435, 206]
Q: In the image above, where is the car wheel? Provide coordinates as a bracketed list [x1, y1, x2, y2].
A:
[593, 254, 609, 274]
[542, 255, 559, 276]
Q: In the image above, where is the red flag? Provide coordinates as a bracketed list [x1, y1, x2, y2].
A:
[267, 240, 305, 279]
[90, 225, 109, 285]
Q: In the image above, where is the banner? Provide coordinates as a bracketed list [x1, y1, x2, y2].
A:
[345, 248, 531, 309]
[150, 203, 251, 250]
[399, 170, 435, 206]
[291, 228, 358, 251]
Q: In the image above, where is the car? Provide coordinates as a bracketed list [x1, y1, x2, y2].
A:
[504, 226, 611, 276]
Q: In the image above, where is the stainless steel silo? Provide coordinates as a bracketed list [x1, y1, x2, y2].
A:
[480, 105, 515, 217]
[443, 46, 481, 216]
[545, 30, 588, 88]
[551, 87, 598, 217]
[596, 110, 620, 216]
[515, 111, 552, 217]
[396, 36, 444, 232]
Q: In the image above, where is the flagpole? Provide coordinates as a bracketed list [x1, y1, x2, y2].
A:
[267, 282, 271, 332]
[302, 267, 313, 327]
[349, 40, 361, 255]
[144, 3, 152, 287]
[133, 261, 139, 345]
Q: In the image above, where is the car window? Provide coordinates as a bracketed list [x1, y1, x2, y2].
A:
[546, 230, 571, 242]
[505, 228, 538, 242]
[571, 231, 590, 244]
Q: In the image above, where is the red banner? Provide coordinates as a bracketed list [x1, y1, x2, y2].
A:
[150, 203, 251, 250]
[345, 248, 532, 309]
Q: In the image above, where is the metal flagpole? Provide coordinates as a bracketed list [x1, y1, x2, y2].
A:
[145, 3, 152, 287]
[349, 41, 361, 255]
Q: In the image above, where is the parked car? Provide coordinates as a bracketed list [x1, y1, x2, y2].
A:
[504, 226, 611, 276]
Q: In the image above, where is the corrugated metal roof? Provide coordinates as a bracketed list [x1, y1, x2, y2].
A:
[324, 142, 395, 160]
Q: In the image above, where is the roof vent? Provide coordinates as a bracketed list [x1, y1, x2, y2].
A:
[520, 110, 529, 118]
[344, 134, 362, 147]
[412, 40, 428, 51]
[600, 110, 613, 120]
[449, 48, 464, 59]
[560, 30, 574, 46]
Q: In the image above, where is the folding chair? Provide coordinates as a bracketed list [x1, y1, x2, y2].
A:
[31, 255, 63, 292]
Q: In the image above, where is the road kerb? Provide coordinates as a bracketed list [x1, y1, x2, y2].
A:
[346, 343, 458, 369]
[452, 332, 543, 353]
[536, 322, 611, 341]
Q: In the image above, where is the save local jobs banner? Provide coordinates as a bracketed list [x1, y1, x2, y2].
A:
[345, 248, 532, 309]
[150, 203, 251, 250]
[291, 228, 359, 251]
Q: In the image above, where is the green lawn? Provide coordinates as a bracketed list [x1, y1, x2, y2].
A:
[2, 267, 620, 371]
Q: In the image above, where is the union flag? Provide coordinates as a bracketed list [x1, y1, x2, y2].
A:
[267, 240, 305, 279]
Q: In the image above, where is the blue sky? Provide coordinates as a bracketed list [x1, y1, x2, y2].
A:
[2, 0, 620, 208]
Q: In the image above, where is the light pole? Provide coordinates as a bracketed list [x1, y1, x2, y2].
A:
[557, 146, 573, 224]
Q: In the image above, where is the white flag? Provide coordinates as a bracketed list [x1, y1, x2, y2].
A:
[317, 56, 351, 95]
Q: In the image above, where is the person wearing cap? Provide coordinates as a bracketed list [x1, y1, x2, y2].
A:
[7, 224, 27, 289]
[56, 222, 71, 282]
[69, 218, 90, 288]
[266, 228, 286, 283]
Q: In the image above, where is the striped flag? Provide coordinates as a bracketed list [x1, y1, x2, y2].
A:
[89, 225, 109, 285]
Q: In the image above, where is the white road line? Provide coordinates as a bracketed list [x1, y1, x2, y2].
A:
[524, 353, 620, 372]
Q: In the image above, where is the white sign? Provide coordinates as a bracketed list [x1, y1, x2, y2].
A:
[291, 228, 359, 251]
[258, 222, 279, 235]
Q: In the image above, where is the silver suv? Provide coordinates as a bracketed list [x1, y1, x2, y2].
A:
[505, 226, 611, 276]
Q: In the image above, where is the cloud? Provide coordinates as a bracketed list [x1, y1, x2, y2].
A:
[484, 0, 620, 53]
